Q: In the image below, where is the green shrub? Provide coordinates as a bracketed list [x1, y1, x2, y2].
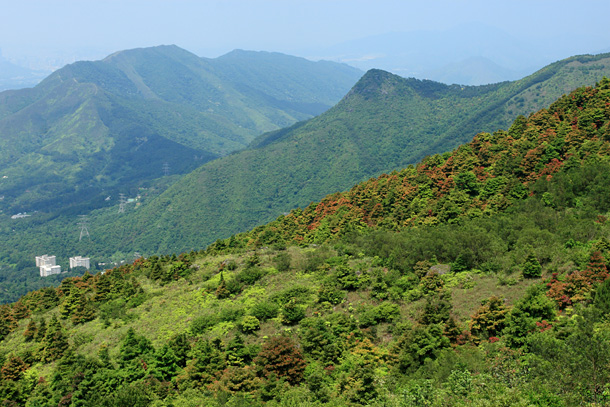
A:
[225, 278, 243, 295]
[236, 266, 266, 285]
[325, 256, 347, 267]
[282, 301, 306, 325]
[218, 306, 245, 322]
[245, 253, 261, 267]
[334, 265, 359, 290]
[358, 301, 400, 327]
[394, 274, 418, 292]
[376, 301, 400, 322]
[240, 316, 261, 333]
[191, 314, 218, 334]
[251, 301, 279, 321]
[317, 284, 345, 305]
[271, 286, 312, 305]
[274, 252, 292, 272]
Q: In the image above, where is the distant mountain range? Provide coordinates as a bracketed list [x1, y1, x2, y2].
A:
[0, 51, 48, 91]
[93, 52, 610, 255]
[307, 24, 610, 85]
[0, 45, 362, 213]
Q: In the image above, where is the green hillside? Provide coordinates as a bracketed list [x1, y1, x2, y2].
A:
[0, 45, 362, 214]
[1, 53, 609, 304]
[116, 53, 610, 254]
[1, 80, 610, 406]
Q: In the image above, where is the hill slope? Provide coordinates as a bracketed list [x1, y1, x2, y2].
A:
[227, 77, 610, 247]
[2, 53, 610, 304]
[0, 45, 362, 213]
[1, 81, 610, 406]
[116, 52, 610, 253]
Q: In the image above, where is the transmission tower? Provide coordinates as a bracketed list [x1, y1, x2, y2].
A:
[118, 193, 127, 213]
[78, 215, 90, 241]
[163, 162, 170, 176]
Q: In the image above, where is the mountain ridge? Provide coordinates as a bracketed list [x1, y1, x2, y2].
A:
[0, 45, 363, 213]
[109, 52, 610, 255]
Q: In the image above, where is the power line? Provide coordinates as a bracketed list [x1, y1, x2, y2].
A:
[78, 215, 90, 241]
[163, 162, 170, 176]
[118, 193, 127, 213]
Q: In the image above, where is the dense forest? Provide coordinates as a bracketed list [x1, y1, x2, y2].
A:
[1, 80, 610, 405]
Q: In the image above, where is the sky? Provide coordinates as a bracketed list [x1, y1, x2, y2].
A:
[1, 0, 610, 71]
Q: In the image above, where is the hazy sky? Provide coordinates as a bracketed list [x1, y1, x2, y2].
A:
[2, 0, 609, 69]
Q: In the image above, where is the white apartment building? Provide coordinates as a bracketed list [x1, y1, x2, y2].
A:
[36, 255, 61, 277]
[69, 256, 90, 269]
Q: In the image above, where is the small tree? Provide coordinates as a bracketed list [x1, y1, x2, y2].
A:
[149, 261, 164, 281]
[1, 355, 28, 381]
[23, 319, 37, 342]
[42, 316, 69, 362]
[255, 336, 306, 385]
[469, 296, 509, 341]
[419, 290, 452, 325]
[522, 253, 542, 278]
[0, 305, 17, 341]
[71, 293, 96, 325]
[215, 272, 231, 299]
[584, 251, 608, 283]
[594, 277, 610, 315]
[152, 344, 178, 381]
[34, 319, 47, 342]
[281, 300, 305, 325]
[240, 316, 261, 334]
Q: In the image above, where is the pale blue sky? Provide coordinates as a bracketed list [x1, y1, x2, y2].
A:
[1, 0, 609, 71]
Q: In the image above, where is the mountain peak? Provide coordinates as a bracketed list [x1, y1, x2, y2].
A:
[348, 69, 452, 100]
[346, 69, 402, 99]
[103, 44, 198, 63]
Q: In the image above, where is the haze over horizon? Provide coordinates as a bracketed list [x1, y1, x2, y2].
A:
[2, 0, 610, 86]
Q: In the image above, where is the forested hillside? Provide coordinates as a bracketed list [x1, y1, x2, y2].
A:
[2, 53, 610, 304]
[227, 78, 610, 246]
[1, 79, 610, 406]
[0, 45, 362, 214]
[115, 53, 610, 254]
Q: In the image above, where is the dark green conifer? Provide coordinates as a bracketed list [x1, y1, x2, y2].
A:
[149, 261, 164, 281]
[23, 319, 37, 342]
[34, 318, 47, 342]
[93, 274, 112, 302]
[11, 300, 30, 320]
[215, 272, 230, 299]
[1, 355, 28, 381]
[522, 252, 542, 278]
[169, 333, 190, 368]
[71, 293, 96, 325]
[152, 344, 178, 381]
[42, 316, 69, 362]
